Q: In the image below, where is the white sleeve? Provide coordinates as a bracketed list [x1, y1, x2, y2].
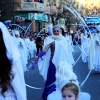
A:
[11, 59, 27, 100]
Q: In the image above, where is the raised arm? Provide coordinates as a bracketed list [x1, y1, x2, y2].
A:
[43, 43, 51, 52]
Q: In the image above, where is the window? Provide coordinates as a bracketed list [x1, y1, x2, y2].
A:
[24, 0, 32, 2]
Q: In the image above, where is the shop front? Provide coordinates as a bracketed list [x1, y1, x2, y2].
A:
[28, 13, 48, 32]
[15, 12, 49, 32]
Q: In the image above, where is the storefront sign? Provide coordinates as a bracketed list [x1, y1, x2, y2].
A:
[15, 13, 50, 22]
[15, 13, 28, 20]
[28, 13, 37, 20]
[28, 13, 48, 22]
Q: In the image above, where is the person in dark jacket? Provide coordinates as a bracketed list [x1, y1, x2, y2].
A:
[35, 36, 43, 55]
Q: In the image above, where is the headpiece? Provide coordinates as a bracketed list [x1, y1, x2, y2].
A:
[52, 25, 61, 32]
[56, 61, 79, 89]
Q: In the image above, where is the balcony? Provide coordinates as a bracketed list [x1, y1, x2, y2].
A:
[16, 2, 45, 12]
[45, 6, 57, 14]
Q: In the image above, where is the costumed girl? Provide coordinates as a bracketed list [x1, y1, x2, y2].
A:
[47, 62, 91, 100]
[89, 25, 100, 73]
[62, 82, 79, 100]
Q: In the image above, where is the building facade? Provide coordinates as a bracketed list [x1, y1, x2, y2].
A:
[15, 0, 58, 32]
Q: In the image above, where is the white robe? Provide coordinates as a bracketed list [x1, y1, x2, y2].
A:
[47, 90, 91, 100]
[24, 38, 31, 59]
[65, 35, 75, 65]
[92, 34, 100, 71]
[88, 34, 100, 70]
[47, 24, 53, 36]
[15, 37, 28, 72]
[0, 21, 27, 100]
[81, 34, 89, 63]
[0, 87, 17, 100]
[38, 36, 72, 80]
[28, 40, 36, 58]
[0, 57, 27, 100]
[29, 40, 36, 58]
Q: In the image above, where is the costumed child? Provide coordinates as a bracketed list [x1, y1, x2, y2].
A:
[47, 61, 91, 100]
[62, 82, 79, 100]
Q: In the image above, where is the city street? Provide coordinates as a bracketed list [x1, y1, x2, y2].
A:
[1, 1, 100, 100]
[24, 45, 100, 100]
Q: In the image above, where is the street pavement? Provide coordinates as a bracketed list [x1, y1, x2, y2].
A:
[24, 45, 100, 100]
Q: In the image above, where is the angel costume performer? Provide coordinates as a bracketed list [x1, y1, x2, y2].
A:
[14, 31, 28, 72]
[0, 22, 27, 100]
[89, 26, 100, 72]
[47, 62, 91, 100]
[34, 25, 72, 100]
[81, 34, 89, 63]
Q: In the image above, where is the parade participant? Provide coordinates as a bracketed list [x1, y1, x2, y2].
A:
[29, 37, 36, 58]
[33, 25, 71, 100]
[89, 27, 100, 73]
[0, 22, 27, 100]
[62, 83, 79, 100]
[47, 62, 91, 100]
[8, 28, 13, 36]
[81, 33, 89, 63]
[78, 33, 81, 45]
[25, 35, 36, 59]
[93, 26, 100, 73]
[86, 34, 91, 61]
[65, 32, 75, 65]
[35, 36, 43, 55]
[62, 82, 91, 100]
[47, 16, 53, 36]
[14, 30, 28, 72]
[24, 34, 31, 60]
[60, 27, 65, 36]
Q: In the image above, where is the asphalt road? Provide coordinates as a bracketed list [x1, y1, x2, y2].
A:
[24, 45, 100, 100]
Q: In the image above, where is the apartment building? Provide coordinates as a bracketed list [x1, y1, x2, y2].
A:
[15, 0, 58, 32]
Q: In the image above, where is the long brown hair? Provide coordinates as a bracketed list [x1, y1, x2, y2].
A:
[0, 29, 14, 96]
